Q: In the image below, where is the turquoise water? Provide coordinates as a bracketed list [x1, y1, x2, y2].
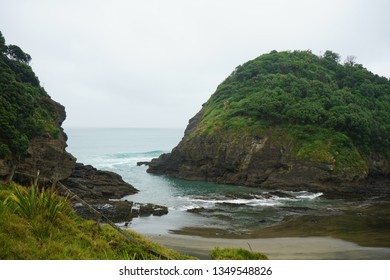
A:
[64, 128, 357, 235]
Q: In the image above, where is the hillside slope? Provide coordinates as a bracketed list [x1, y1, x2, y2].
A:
[148, 50, 390, 191]
[0, 31, 75, 182]
[0, 31, 138, 221]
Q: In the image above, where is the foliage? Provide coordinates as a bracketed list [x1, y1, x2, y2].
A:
[0, 30, 60, 159]
[8, 184, 68, 222]
[211, 247, 268, 260]
[196, 50, 390, 161]
[0, 31, 6, 53]
[286, 125, 367, 171]
[6, 45, 32, 64]
[0, 182, 194, 260]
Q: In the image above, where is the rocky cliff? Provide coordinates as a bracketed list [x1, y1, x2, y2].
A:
[9, 101, 76, 183]
[148, 51, 390, 192]
[0, 31, 76, 182]
[0, 31, 147, 222]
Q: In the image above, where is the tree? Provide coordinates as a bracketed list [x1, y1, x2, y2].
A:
[6, 44, 32, 64]
[345, 55, 357, 66]
[0, 31, 6, 53]
[323, 50, 340, 63]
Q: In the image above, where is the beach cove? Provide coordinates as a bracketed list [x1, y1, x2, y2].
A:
[66, 128, 390, 260]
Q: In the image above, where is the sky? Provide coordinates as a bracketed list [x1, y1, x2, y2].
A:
[1, 0, 389, 128]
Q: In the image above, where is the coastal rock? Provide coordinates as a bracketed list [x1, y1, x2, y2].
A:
[61, 162, 139, 200]
[73, 200, 135, 223]
[72, 200, 169, 223]
[137, 161, 150, 166]
[147, 51, 390, 193]
[147, 124, 343, 192]
[134, 203, 169, 217]
[8, 101, 76, 184]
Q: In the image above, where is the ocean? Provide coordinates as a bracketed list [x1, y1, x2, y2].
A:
[65, 128, 390, 246]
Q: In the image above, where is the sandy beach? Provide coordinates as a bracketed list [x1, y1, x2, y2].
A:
[146, 233, 390, 260]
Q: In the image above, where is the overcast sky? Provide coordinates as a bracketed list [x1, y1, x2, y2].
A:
[1, 0, 389, 128]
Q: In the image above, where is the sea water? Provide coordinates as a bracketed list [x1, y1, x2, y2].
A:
[64, 128, 367, 236]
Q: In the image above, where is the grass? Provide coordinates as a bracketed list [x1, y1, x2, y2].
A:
[211, 247, 268, 260]
[0, 182, 194, 260]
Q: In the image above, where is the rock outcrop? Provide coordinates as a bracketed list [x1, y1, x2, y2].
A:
[1, 100, 76, 183]
[148, 115, 343, 192]
[61, 163, 138, 200]
[148, 51, 390, 193]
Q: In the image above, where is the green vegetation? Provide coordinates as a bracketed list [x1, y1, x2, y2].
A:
[0, 31, 60, 159]
[211, 247, 268, 260]
[0, 182, 193, 259]
[195, 50, 390, 170]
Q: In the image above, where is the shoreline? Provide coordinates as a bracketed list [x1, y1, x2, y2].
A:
[145, 233, 390, 260]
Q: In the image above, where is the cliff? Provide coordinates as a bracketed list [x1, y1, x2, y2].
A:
[0, 31, 140, 221]
[0, 31, 76, 182]
[148, 50, 390, 192]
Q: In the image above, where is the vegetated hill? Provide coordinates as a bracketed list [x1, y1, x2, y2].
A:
[0, 31, 75, 182]
[148, 50, 390, 191]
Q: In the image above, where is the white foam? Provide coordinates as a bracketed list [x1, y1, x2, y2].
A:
[296, 192, 323, 199]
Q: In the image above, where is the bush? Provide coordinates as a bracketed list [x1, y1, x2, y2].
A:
[8, 184, 68, 222]
[7, 184, 70, 239]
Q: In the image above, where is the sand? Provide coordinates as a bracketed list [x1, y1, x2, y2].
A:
[146, 233, 390, 260]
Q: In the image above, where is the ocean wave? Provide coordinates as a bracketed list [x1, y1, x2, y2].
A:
[84, 150, 166, 169]
[295, 192, 323, 199]
[175, 190, 323, 211]
[110, 150, 166, 159]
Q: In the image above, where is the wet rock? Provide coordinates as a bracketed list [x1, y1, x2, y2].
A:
[137, 161, 150, 166]
[187, 207, 218, 214]
[225, 192, 260, 200]
[187, 207, 206, 214]
[216, 202, 245, 207]
[61, 163, 138, 200]
[72, 200, 169, 222]
[138, 203, 168, 217]
[74, 200, 134, 223]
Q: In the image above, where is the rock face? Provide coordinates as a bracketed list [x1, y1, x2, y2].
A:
[148, 112, 341, 191]
[1, 101, 76, 183]
[148, 109, 390, 193]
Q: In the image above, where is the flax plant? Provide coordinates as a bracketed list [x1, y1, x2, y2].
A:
[8, 184, 69, 239]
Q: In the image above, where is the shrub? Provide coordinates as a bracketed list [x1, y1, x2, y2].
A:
[7, 184, 70, 239]
[9, 184, 69, 222]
